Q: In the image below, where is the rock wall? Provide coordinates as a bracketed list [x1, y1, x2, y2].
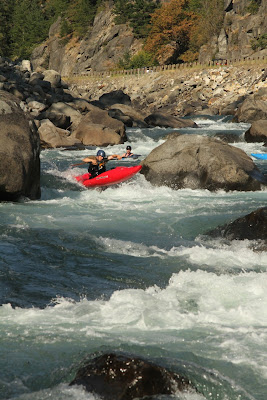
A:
[31, 2, 141, 76]
[199, 0, 267, 63]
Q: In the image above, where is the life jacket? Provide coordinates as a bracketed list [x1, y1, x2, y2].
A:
[88, 158, 107, 178]
[123, 152, 133, 158]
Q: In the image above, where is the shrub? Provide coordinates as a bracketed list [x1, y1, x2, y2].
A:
[246, 0, 261, 14]
[118, 50, 157, 69]
[251, 33, 267, 50]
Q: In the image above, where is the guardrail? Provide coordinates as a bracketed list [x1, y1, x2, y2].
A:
[74, 55, 266, 78]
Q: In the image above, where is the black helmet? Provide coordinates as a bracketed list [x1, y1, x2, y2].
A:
[126, 145, 131, 150]
[97, 149, 106, 158]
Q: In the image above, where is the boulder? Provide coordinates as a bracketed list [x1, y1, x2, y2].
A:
[38, 119, 82, 149]
[0, 90, 40, 201]
[38, 110, 71, 130]
[42, 69, 62, 88]
[206, 207, 267, 241]
[214, 132, 241, 143]
[46, 102, 83, 131]
[108, 109, 133, 127]
[73, 105, 126, 146]
[144, 112, 198, 128]
[110, 104, 148, 128]
[74, 123, 124, 146]
[141, 134, 265, 191]
[244, 120, 267, 143]
[98, 90, 131, 107]
[70, 353, 193, 399]
[235, 98, 267, 123]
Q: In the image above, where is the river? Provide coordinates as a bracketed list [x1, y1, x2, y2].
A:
[0, 116, 266, 400]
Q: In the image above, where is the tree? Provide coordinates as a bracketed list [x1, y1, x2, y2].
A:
[0, 0, 15, 57]
[67, 0, 97, 36]
[10, 0, 49, 59]
[186, 0, 224, 56]
[113, 0, 160, 38]
[130, 0, 160, 38]
[145, 0, 197, 63]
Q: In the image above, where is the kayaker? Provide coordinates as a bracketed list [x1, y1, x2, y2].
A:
[82, 149, 115, 179]
[115, 145, 134, 160]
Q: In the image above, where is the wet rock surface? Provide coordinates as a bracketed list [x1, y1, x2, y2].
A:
[70, 353, 194, 399]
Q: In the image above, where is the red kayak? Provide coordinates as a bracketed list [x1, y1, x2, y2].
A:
[75, 165, 142, 188]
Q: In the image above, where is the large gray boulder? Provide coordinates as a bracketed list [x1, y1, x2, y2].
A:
[235, 93, 267, 123]
[0, 91, 40, 201]
[141, 134, 265, 191]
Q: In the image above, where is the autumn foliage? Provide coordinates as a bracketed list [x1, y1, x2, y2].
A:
[145, 0, 198, 64]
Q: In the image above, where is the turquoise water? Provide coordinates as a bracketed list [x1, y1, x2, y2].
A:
[1, 117, 267, 400]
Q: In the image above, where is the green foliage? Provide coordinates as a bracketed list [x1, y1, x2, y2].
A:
[186, 0, 225, 56]
[118, 50, 157, 69]
[2, 0, 101, 59]
[113, 0, 160, 38]
[0, 0, 15, 57]
[44, 0, 71, 19]
[60, 19, 73, 37]
[113, 0, 132, 24]
[67, 0, 97, 37]
[10, 0, 49, 59]
[251, 33, 267, 50]
[246, 0, 261, 14]
[188, 0, 203, 12]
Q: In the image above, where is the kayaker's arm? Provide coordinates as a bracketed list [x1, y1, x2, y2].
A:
[83, 157, 97, 164]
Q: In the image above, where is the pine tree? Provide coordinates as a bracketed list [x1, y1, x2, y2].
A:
[10, 0, 49, 59]
[113, 0, 160, 38]
[67, 0, 97, 36]
[0, 0, 15, 57]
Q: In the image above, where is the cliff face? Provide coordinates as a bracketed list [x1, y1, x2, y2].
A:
[31, 2, 141, 76]
[31, 0, 266, 76]
[199, 0, 267, 62]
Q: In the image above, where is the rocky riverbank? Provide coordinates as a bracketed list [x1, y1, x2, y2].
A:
[68, 63, 267, 122]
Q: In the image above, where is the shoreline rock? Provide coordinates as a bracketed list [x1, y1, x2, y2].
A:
[0, 91, 40, 201]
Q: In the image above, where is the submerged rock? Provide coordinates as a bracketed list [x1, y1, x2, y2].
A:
[70, 353, 194, 400]
[144, 112, 197, 128]
[206, 207, 267, 241]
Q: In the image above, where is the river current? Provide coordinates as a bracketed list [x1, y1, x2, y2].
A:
[1, 116, 266, 400]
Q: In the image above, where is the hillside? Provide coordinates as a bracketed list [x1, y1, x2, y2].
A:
[30, 0, 267, 76]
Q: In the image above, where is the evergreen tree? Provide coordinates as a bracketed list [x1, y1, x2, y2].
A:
[10, 0, 49, 59]
[67, 0, 97, 36]
[113, 0, 160, 38]
[0, 0, 15, 57]
[113, 0, 132, 24]
[130, 0, 160, 38]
